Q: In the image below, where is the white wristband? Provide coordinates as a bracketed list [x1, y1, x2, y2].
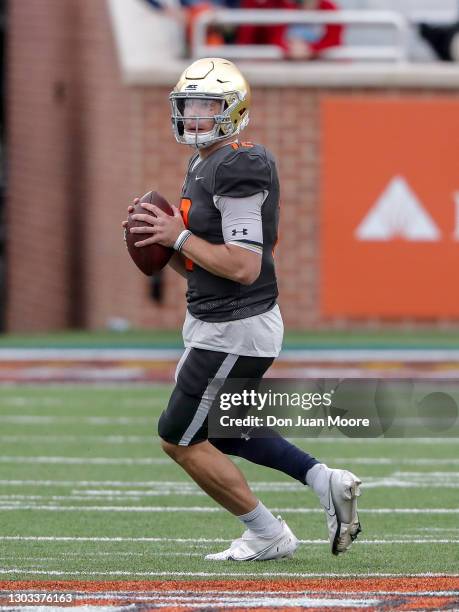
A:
[173, 229, 192, 252]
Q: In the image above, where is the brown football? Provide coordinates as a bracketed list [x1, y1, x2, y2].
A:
[126, 190, 174, 276]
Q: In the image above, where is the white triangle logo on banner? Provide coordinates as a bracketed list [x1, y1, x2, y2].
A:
[355, 176, 441, 241]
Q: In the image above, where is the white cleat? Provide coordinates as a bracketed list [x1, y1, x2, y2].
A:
[205, 517, 299, 561]
[320, 469, 362, 556]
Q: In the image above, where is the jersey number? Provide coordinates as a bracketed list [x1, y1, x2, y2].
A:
[179, 198, 194, 271]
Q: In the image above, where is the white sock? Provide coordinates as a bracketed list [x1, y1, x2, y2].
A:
[238, 501, 283, 539]
[306, 463, 332, 499]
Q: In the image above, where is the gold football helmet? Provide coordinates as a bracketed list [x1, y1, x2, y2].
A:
[170, 58, 251, 149]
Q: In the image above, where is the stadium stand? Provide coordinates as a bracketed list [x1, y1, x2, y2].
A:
[109, 0, 459, 65]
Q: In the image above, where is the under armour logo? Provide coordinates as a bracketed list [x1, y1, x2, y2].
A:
[231, 228, 248, 236]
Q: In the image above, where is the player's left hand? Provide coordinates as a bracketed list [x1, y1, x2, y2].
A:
[130, 202, 186, 248]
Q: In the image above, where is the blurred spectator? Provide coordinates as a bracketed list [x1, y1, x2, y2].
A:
[142, 0, 225, 47]
[207, 0, 241, 44]
[236, 0, 296, 51]
[285, 0, 343, 60]
[142, 0, 186, 23]
[235, 0, 343, 60]
[213, 0, 240, 7]
[419, 21, 459, 61]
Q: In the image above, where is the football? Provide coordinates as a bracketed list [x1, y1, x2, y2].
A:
[126, 190, 174, 276]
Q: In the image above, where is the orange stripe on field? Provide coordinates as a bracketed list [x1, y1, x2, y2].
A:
[397, 597, 458, 611]
[1, 577, 458, 592]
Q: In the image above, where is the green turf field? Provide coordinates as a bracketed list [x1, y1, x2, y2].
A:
[0, 385, 458, 580]
[2, 327, 459, 348]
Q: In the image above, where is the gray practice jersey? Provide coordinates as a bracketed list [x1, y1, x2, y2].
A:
[179, 141, 280, 323]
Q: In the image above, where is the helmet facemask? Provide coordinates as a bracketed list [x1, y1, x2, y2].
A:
[170, 92, 249, 149]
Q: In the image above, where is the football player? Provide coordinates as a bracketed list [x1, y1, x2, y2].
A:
[124, 58, 361, 560]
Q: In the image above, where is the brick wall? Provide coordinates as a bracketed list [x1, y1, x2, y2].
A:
[8, 0, 147, 332]
[7, 0, 77, 331]
[7, 1, 459, 331]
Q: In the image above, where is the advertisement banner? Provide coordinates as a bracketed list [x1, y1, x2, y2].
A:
[321, 98, 459, 318]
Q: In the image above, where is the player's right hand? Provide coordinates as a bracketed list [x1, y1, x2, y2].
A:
[121, 198, 140, 232]
[122, 197, 140, 240]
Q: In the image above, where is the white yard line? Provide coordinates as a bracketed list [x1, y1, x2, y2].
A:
[0, 349, 183, 360]
[0, 505, 457, 513]
[0, 397, 162, 407]
[0, 593, 457, 612]
[0, 480, 183, 487]
[1, 475, 458, 489]
[0, 495, 172, 501]
[0, 539, 457, 550]
[0, 416, 154, 425]
[0, 456, 168, 465]
[0, 591, 456, 612]
[2, 535, 458, 544]
[8, 592, 451, 606]
[0, 504, 222, 512]
[413, 527, 459, 532]
[0, 569, 457, 578]
[0, 553, 204, 561]
[0, 608, 128, 612]
[296, 437, 458, 444]
[284, 437, 458, 444]
[0, 455, 458, 465]
[0, 435, 455, 444]
[0, 435, 155, 444]
[2, 347, 459, 361]
[1, 474, 459, 499]
[334, 458, 459, 465]
[0, 536, 229, 542]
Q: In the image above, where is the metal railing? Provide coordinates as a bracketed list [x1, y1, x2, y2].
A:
[191, 9, 411, 62]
